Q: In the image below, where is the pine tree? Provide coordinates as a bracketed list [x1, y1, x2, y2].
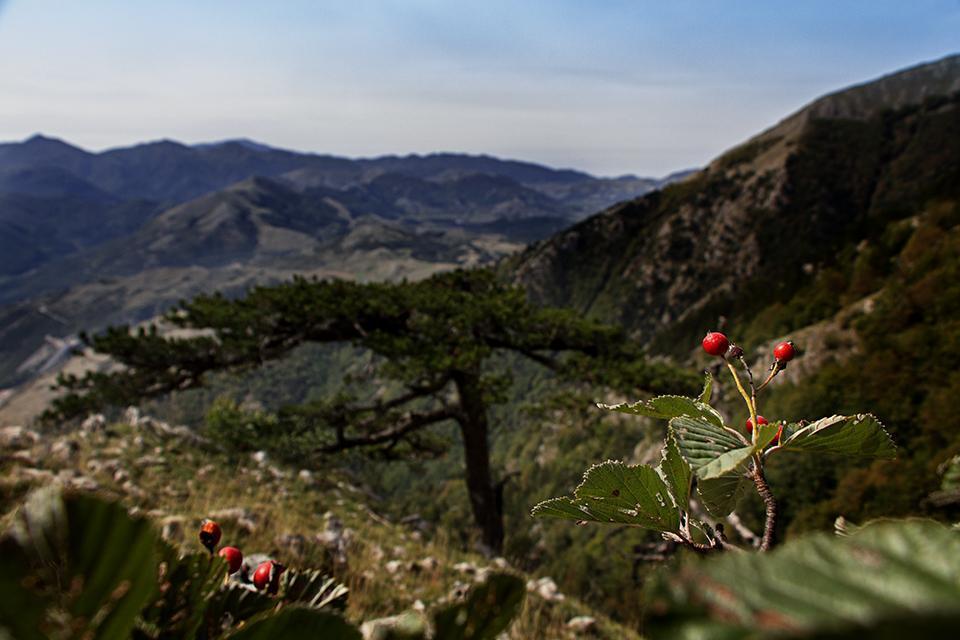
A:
[50, 268, 690, 553]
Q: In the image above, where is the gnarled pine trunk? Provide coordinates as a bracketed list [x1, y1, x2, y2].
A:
[453, 371, 504, 554]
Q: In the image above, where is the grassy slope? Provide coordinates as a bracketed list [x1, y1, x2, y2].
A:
[0, 416, 640, 639]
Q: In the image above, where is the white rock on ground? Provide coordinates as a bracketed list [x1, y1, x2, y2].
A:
[0, 426, 40, 449]
[50, 439, 79, 463]
[526, 577, 565, 602]
[80, 414, 106, 433]
[384, 560, 403, 575]
[567, 616, 597, 634]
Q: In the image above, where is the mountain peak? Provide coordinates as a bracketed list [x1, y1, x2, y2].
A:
[20, 133, 85, 152]
[805, 52, 960, 121]
[194, 138, 278, 153]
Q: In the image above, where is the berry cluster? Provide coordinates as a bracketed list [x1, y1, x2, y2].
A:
[701, 331, 798, 443]
[701, 332, 796, 367]
[198, 519, 284, 593]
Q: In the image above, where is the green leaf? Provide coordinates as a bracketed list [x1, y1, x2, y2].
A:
[204, 582, 277, 630]
[697, 447, 756, 481]
[138, 543, 227, 638]
[360, 612, 428, 640]
[279, 568, 349, 611]
[431, 572, 524, 640]
[0, 538, 46, 640]
[599, 395, 724, 429]
[6, 487, 159, 640]
[657, 437, 692, 510]
[225, 607, 362, 639]
[652, 520, 960, 638]
[770, 414, 896, 459]
[697, 474, 751, 518]
[698, 371, 713, 404]
[532, 460, 680, 531]
[753, 419, 781, 450]
[669, 416, 749, 477]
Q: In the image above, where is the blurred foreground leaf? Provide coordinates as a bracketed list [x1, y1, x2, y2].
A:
[225, 606, 361, 639]
[647, 520, 960, 639]
[432, 572, 525, 640]
[2, 487, 159, 640]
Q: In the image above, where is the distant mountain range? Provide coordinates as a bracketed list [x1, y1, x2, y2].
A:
[0, 137, 685, 388]
[0, 136, 681, 284]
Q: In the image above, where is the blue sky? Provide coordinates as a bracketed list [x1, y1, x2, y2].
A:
[0, 1, 957, 176]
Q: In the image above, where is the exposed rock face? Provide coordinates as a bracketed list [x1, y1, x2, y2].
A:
[508, 54, 960, 353]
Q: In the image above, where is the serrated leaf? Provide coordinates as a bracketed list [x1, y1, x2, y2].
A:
[697, 474, 751, 518]
[599, 395, 724, 429]
[657, 437, 692, 510]
[699, 372, 713, 404]
[225, 606, 361, 639]
[532, 461, 680, 532]
[669, 415, 749, 477]
[697, 447, 756, 481]
[204, 582, 276, 630]
[753, 420, 781, 450]
[431, 572, 524, 640]
[530, 497, 591, 520]
[279, 568, 349, 611]
[655, 520, 960, 637]
[770, 414, 896, 459]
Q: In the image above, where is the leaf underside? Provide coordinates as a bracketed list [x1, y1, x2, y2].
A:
[772, 414, 896, 459]
[662, 520, 960, 637]
[599, 395, 725, 429]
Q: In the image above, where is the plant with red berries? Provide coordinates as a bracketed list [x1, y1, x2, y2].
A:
[217, 545, 243, 574]
[1, 488, 524, 640]
[199, 518, 221, 554]
[533, 332, 896, 553]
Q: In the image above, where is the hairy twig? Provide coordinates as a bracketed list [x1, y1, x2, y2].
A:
[751, 458, 778, 551]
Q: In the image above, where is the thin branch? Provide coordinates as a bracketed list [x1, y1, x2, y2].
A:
[756, 361, 783, 392]
[317, 407, 458, 453]
[485, 337, 564, 371]
[737, 354, 759, 420]
[725, 511, 762, 548]
[751, 458, 778, 551]
[724, 359, 758, 443]
[350, 375, 452, 414]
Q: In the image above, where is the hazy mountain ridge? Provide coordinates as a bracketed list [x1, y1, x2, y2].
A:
[0, 137, 680, 387]
[508, 53, 960, 351]
[0, 135, 670, 282]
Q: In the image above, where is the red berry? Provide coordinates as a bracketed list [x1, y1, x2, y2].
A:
[218, 546, 243, 574]
[253, 560, 284, 593]
[702, 332, 729, 357]
[199, 519, 222, 553]
[774, 340, 796, 362]
[745, 415, 769, 433]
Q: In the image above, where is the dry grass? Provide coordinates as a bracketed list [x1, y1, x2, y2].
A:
[1, 419, 641, 639]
